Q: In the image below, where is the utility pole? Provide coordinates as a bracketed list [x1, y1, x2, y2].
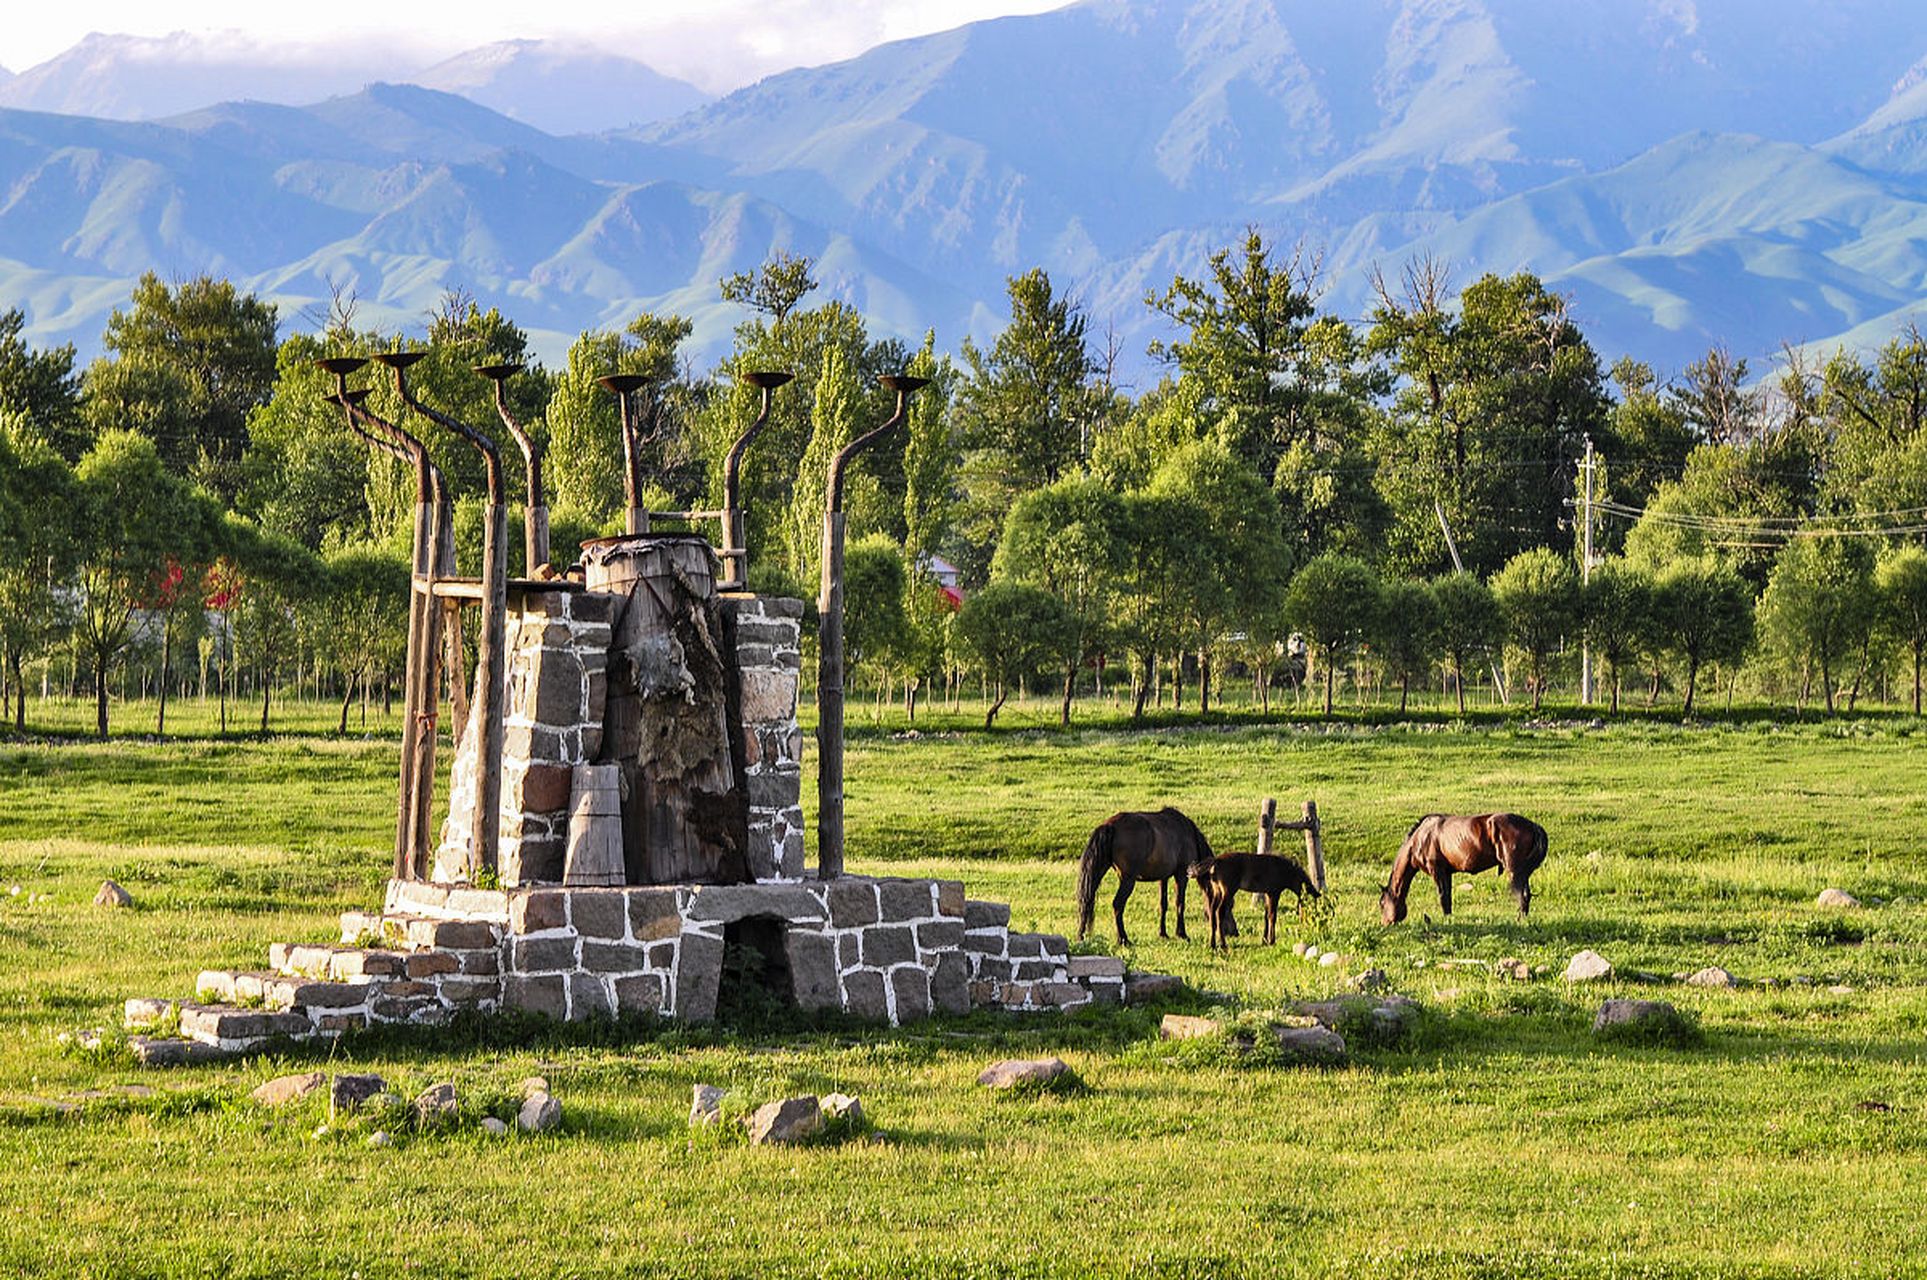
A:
[1580, 436, 1597, 705]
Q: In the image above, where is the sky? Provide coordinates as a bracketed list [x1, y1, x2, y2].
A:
[0, 0, 1076, 93]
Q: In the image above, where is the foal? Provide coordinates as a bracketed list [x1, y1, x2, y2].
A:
[1191, 853, 1319, 951]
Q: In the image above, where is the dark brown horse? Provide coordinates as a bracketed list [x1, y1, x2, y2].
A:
[1192, 853, 1319, 950]
[1076, 808, 1214, 945]
[1380, 813, 1548, 925]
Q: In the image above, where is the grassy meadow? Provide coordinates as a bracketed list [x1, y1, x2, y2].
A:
[1, 694, 1925, 1277]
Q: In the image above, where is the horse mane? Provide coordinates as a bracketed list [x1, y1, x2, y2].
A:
[1384, 814, 1443, 892]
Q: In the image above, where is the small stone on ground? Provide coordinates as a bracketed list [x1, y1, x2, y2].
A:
[977, 1057, 1071, 1089]
[690, 1084, 729, 1125]
[517, 1091, 562, 1133]
[93, 880, 132, 908]
[1272, 1024, 1347, 1063]
[1685, 966, 1735, 988]
[480, 1116, 509, 1136]
[331, 1073, 387, 1115]
[822, 1092, 863, 1123]
[251, 1071, 327, 1107]
[367, 1130, 391, 1148]
[413, 1082, 460, 1125]
[1158, 1014, 1219, 1041]
[1816, 888, 1861, 908]
[747, 1095, 822, 1144]
[1563, 950, 1614, 982]
[1593, 998, 1679, 1031]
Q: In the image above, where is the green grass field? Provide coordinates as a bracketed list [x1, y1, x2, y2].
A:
[1, 699, 1924, 1278]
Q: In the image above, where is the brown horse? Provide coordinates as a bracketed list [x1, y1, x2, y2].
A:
[1192, 853, 1319, 950]
[1380, 813, 1548, 925]
[1076, 808, 1214, 945]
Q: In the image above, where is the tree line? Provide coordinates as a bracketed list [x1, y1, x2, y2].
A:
[6, 235, 1927, 737]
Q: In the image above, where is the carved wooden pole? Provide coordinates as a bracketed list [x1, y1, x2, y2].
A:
[721, 371, 794, 590]
[476, 363, 549, 572]
[817, 374, 928, 880]
[382, 352, 508, 882]
[597, 373, 653, 536]
[318, 360, 447, 880]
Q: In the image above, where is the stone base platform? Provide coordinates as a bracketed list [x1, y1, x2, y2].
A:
[119, 877, 1180, 1063]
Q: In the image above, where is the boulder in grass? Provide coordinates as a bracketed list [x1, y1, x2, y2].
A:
[94, 880, 132, 908]
[1158, 1014, 1220, 1041]
[1593, 998, 1700, 1047]
[821, 1092, 863, 1125]
[412, 1082, 460, 1126]
[480, 1117, 510, 1136]
[1816, 888, 1861, 909]
[1562, 950, 1614, 982]
[517, 1091, 562, 1134]
[1271, 1024, 1348, 1064]
[1685, 966, 1736, 989]
[330, 1073, 387, 1115]
[977, 1057, 1071, 1089]
[746, 1096, 821, 1145]
[251, 1071, 327, 1107]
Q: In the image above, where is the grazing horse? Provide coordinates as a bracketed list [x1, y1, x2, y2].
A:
[1191, 853, 1319, 951]
[1380, 813, 1548, 925]
[1076, 808, 1215, 945]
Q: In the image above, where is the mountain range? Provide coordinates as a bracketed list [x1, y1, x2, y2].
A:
[5, 0, 1927, 384]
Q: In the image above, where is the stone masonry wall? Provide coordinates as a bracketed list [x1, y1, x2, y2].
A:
[720, 596, 805, 881]
[433, 588, 617, 884]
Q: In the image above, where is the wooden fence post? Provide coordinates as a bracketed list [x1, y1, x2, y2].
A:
[1302, 799, 1325, 892]
[1256, 797, 1276, 856]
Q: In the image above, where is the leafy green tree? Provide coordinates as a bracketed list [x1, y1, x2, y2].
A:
[1113, 491, 1214, 718]
[1147, 230, 1367, 488]
[1816, 330, 1927, 520]
[0, 309, 84, 460]
[785, 344, 868, 588]
[1145, 440, 1292, 713]
[0, 421, 78, 730]
[239, 331, 385, 549]
[544, 312, 696, 532]
[1491, 548, 1580, 711]
[1582, 557, 1655, 714]
[1670, 345, 1760, 447]
[1373, 578, 1440, 715]
[1759, 538, 1877, 714]
[71, 431, 217, 737]
[1285, 554, 1380, 716]
[227, 524, 322, 736]
[320, 543, 410, 733]
[1433, 570, 1500, 715]
[897, 335, 961, 718]
[958, 269, 1098, 485]
[991, 475, 1127, 724]
[1655, 558, 1753, 716]
[955, 580, 1077, 727]
[1605, 358, 1698, 510]
[1369, 268, 1608, 576]
[719, 250, 818, 323]
[1877, 546, 1927, 714]
[93, 273, 279, 495]
[844, 534, 910, 698]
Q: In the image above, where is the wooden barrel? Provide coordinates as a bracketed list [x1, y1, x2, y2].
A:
[580, 535, 749, 885]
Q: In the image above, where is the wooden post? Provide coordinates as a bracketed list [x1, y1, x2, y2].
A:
[477, 364, 549, 573]
[1256, 797, 1276, 856]
[1302, 799, 1325, 892]
[816, 374, 927, 880]
[722, 372, 793, 591]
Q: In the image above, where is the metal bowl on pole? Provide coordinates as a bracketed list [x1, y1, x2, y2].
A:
[816, 373, 929, 880]
[719, 370, 794, 590]
[595, 373, 655, 536]
[475, 362, 550, 573]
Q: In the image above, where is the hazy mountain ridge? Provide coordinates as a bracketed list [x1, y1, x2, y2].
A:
[5, 0, 1927, 377]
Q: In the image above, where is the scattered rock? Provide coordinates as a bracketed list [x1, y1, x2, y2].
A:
[1593, 999, 1678, 1031]
[746, 1095, 822, 1145]
[1494, 958, 1532, 981]
[977, 1057, 1071, 1089]
[330, 1073, 388, 1115]
[412, 1082, 460, 1125]
[1158, 1014, 1220, 1041]
[1828, 984, 1856, 996]
[1793, 975, 1815, 986]
[1272, 1024, 1348, 1064]
[690, 1084, 729, 1126]
[251, 1071, 327, 1107]
[1685, 966, 1736, 989]
[1122, 971, 1183, 1003]
[1562, 950, 1614, 982]
[367, 1130, 391, 1148]
[1292, 995, 1419, 1041]
[93, 880, 132, 908]
[519, 1076, 550, 1098]
[1532, 964, 1552, 977]
[517, 1091, 562, 1134]
[1291, 942, 1309, 957]
[1816, 888, 1862, 909]
[1349, 968, 1392, 994]
[1303, 946, 1321, 962]
[480, 1117, 509, 1136]
[1317, 951, 1341, 968]
[821, 1092, 864, 1124]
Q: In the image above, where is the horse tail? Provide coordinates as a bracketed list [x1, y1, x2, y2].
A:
[1076, 822, 1114, 940]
